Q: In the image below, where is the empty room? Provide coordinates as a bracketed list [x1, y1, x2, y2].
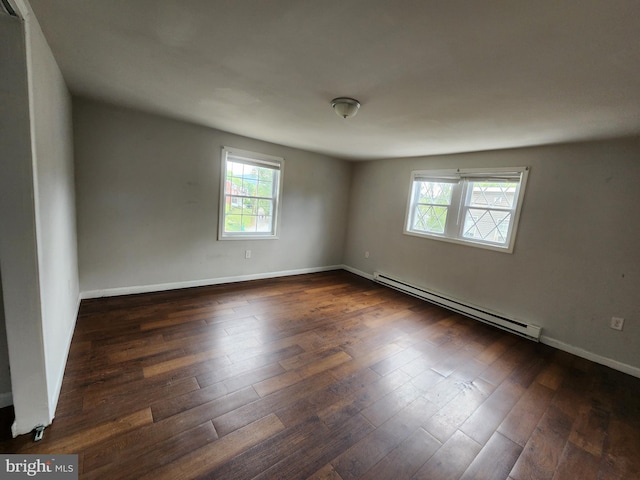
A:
[1, 1, 639, 479]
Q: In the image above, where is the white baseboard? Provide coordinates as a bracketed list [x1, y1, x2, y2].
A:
[341, 265, 374, 280]
[80, 265, 345, 299]
[0, 392, 13, 409]
[540, 336, 640, 379]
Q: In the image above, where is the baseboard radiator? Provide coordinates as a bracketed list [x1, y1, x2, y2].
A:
[373, 272, 542, 341]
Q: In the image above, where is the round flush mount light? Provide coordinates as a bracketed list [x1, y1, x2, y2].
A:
[331, 97, 361, 119]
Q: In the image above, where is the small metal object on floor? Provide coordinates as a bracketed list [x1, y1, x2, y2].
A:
[33, 425, 45, 442]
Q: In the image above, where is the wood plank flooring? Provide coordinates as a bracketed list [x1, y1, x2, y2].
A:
[1, 270, 639, 479]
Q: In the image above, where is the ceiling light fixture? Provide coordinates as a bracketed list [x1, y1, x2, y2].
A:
[331, 97, 361, 119]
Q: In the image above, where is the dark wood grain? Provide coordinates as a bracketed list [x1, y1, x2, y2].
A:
[412, 430, 481, 480]
[0, 270, 638, 480]
[460, 432, 522, 480]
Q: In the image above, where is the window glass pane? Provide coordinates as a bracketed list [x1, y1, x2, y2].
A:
[257, 216, 272, 233]
[257, 166, 274, 182]
[257, 180, 273, 198]
[226, 164, 241, 195]
[467, 182, 517, 208]
[463, 209, 512, 243]
[225, 214, 242, 232]
[241, 172, 257, 196]
[243, 198, 257, 215]
[257, 199, 273, 233]
[225, 195, 243, 211]
[413, 205, 448, 234]
[242, 214, 257, 232]
[257, 199, 272, 216]
[256, 200, 273, 232]
[418, 181, 453, 205]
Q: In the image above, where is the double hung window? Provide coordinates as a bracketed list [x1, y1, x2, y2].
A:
[219, 147, 283, 239]
[405, 167, 529, 252]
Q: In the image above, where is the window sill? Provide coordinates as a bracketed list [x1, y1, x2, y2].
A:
[402, 230, 515, 254]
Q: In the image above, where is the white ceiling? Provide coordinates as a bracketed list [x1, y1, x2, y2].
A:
[26, 0, 640, 160]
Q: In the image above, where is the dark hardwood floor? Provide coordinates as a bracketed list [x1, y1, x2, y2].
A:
[1, 270, 638, 479]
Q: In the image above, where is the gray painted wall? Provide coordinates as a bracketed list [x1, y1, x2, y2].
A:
[73, 99, 352, 294]
[28, 7, 79, 417]
[343, 138, 640, 372]
[0, 5, 78, 434]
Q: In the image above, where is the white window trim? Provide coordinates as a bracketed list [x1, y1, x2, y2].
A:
[403, 166, 529, 253]
[218, 146, 284, 240]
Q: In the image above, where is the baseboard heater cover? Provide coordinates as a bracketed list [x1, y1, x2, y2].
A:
[373, 272, 542, 341]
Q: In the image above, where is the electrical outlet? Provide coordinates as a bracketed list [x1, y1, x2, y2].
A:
[610, 317, 624, 331]
[365, 251, 370, 259]
[245, 250, 251, 259]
